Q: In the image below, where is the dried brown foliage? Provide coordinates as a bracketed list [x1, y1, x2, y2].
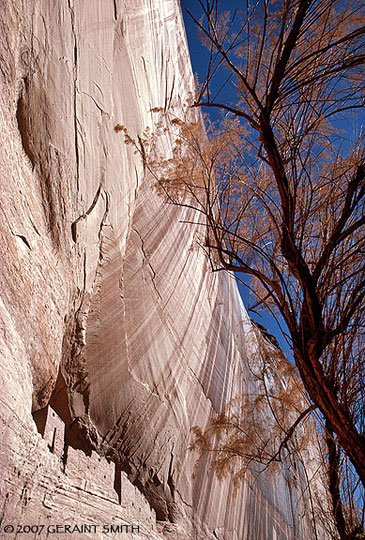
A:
[190, 325, 312, 475]
[119, 0, 364, 536]
[190, 326, 332, 535]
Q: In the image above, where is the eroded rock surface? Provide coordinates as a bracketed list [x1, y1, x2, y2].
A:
[0, 1, 322, 538]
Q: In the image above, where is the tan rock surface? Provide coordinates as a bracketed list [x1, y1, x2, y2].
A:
[0, 1, 323, 538]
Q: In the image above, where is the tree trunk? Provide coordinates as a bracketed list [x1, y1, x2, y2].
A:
[326, 423, 350, 540]
[294, 348, 365, 488]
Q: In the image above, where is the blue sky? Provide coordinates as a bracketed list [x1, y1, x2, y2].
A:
[180, 0, 293, 357]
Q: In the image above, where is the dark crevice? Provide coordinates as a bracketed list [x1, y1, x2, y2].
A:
[49, 371, 73, 430]
[58, 311, 96, 455]
[68, 0, 80, 190]
[71, 220, 78, 242]
[114, 463, 122, 504]
[71, 184, 102, 242]
[15, 234, 31, 250]
[167, 450, 175, 498]
[136, 474, 170, 521]
[108, 451, 178, 523]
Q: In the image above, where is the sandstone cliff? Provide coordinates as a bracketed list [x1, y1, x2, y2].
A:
[0, 1, 321, 539]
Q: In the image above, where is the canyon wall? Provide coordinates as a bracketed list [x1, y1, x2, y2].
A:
[0, 1, 322, 538]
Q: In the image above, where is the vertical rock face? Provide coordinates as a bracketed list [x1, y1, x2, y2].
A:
[0, 1, 323, 539]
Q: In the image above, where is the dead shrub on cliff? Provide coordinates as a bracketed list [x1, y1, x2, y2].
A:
[190, 324, 313, 476]
[119, 103, 364, 538]
[190, 324, 334, 535]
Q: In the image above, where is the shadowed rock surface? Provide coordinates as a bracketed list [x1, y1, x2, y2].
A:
[0, 1, 325, 538]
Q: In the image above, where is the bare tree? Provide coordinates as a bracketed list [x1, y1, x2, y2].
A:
[118, 0, 364, 535]
[121, 106, 364, 537]
[179, 0, 365, 482]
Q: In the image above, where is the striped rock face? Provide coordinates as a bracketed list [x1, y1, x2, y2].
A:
[0, 1, 326, 539]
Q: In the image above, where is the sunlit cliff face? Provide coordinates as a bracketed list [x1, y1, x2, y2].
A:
[0, 1, 327, 539]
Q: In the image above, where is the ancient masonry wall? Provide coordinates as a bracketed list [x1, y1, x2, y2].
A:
[1, 405, 161, 539]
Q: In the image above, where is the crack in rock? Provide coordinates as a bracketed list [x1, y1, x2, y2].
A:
[71, 184, 102, 242]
